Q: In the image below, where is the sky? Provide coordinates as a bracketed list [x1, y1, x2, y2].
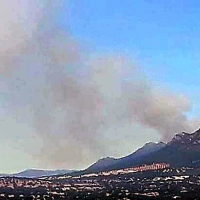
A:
[0, 0, 200, 173]
[67, 0, 200, 117]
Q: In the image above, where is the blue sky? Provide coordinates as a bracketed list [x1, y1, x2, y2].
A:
[66, 0, 200, 118]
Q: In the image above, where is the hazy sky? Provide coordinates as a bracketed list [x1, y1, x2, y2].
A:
[0, 1, 200, 173]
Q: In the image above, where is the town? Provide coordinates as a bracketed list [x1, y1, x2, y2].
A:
[83, 163, 170, 177]
[0, 166, 200, 199]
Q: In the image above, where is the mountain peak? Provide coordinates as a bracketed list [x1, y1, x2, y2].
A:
[86, 157, 117, 172]
[171, 132, 190, 142]
[143, 142, 156, 147]
[142, 141, 166, 149]
[98, 157, 116, 162]
[168, 128, 200, 150]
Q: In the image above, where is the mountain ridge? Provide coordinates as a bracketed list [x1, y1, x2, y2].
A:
[84, 128, 200, 174]
[86, 141, 166, 173]
[6, 128, 200, 178]
[0, 169, 75, 178]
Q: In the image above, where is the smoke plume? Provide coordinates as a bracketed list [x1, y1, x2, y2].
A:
[0, 1, 199, 168]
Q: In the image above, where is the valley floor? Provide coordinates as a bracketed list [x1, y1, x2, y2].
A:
[0, 167, 200, 199]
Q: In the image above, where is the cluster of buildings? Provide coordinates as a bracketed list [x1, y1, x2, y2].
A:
[125, 163, 170, 172]
[0, 177, 51, 189]
[96, 163, 170, 176]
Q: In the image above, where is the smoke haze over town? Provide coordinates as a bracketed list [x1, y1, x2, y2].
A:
[0, 0, 200, 173]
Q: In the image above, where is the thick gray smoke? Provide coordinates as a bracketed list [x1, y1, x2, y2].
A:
[0, 1, 199, 168]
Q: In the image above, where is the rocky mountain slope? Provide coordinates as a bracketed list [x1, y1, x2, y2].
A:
[86, 157, 117, 172]
[86, 141, 166, 173]
[118, 128, 200, 169]
[85, 128, 200, 173]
